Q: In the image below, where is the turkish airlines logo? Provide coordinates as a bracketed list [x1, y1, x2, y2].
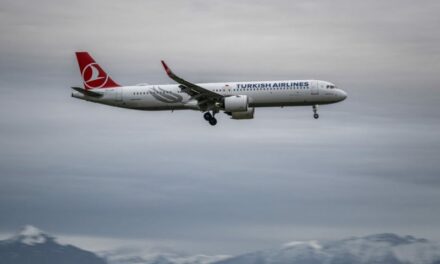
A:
[82, 63, 108, 89]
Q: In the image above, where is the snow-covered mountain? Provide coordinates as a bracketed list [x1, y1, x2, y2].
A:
[101, 249, 230, 264]
[2, 227, 440, 264]
[0, 225, 106, 264]
[214, 233, 440, 264]
[102, 233, 440, 264]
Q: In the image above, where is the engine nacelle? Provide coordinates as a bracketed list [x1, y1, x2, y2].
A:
[231, 107, 255, 120]
[224, 95, 248, 112]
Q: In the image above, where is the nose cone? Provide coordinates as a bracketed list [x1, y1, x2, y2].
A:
[338, 90, 347, 101]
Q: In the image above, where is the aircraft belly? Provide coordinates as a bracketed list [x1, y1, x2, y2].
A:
[249, 90, 337, 107]
[135, 99, 186, 110]
[249, 92, 310, 107]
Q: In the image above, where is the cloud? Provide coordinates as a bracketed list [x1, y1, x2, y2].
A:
[0, 0, 439, 255]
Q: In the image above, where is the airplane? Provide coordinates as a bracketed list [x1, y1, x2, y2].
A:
[72, 52, 347, 126]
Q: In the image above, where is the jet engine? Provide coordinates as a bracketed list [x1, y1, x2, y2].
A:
[224, 95, 248, 112]
[230, 107, 255, 120]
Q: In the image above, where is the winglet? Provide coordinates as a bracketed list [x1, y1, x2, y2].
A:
[159, 60, 223, 98]
[161, 60, 172, 76]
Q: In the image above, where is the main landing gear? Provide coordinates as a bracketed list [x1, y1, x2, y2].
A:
[203, 112, 217, 126]
[313, 104, 319, 119]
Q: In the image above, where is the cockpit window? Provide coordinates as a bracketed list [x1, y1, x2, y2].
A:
[326, 85, 336, 89]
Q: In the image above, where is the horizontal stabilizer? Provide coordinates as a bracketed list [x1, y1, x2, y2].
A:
[71, 87, 103, 98]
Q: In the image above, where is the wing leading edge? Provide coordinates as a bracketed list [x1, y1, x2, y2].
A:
[160, 61, 223, 105]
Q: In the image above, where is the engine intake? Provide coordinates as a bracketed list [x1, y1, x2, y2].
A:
[224, 95, 248, 112]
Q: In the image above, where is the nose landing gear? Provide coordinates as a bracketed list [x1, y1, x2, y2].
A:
[203, 112, 218, 126]
[313, 105, 319, 119]
[203, 112, 212, 121]
[208, 117, 217, 126]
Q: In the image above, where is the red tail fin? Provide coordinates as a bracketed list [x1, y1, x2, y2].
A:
[75, 52, 120, 89]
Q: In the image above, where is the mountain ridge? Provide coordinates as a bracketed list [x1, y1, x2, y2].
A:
[0, 225, 106, 264]
[1, 226, 440, 264]
[212, 233, 440, 264]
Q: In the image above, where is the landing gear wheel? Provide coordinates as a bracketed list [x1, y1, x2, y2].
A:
[208, 117, 217, 126]
[203, 112, 212, 121]
[312, 105, 319, 119]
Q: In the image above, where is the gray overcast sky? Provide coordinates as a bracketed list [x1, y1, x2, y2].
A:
[0, 0, 440, 255]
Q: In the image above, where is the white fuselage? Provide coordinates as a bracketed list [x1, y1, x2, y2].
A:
[72, 80, 347, 111]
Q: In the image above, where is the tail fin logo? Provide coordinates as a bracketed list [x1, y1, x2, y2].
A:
[82, 63, 109, 89]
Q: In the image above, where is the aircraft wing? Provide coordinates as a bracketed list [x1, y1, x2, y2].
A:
[161, 61, 223, 103]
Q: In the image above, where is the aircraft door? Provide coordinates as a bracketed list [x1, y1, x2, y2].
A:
[311, 80, 319, 95]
